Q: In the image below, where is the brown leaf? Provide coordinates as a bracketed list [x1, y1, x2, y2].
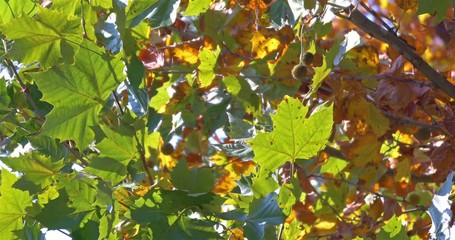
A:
[430, 142, 455, 180]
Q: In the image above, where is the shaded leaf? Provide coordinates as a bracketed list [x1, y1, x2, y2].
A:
[244, 192, 286, 239]
[171, 159, 215, 193]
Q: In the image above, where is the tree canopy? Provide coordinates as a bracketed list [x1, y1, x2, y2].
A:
[1, 0, 455, 239]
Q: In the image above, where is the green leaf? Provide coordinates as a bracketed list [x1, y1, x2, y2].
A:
[269, 0, 295, 29]
[125, 0, 159, 27]
[171, 159, 215, 194]
[27, 135, 68, 161]
[320, 156, 348, 175]
[149, 80, 172, 111]
[35, 189, 86, 230]
[0, 8, 83, 68]
[417, 0, 450, 23]
[62, 177, 98, 213]
[251, 174, 280, 198]
[222, 75, 260, 112]
[86, 125, 138, 184]
[377, 215, 409, 239]
[29, 41, 125, 148]
[198, 46, 220, 87]
[2, 152, 63, 187]
[311, 40, 339, 91]
[250, 96, 333, 173]
[50, 0, 78, 14]
[244, 192, 286, 239]
[184, 0, 213, 16]
[0, 0, 37, 24]
[147, 0, 181, 29]
[0, 169, 33, 240]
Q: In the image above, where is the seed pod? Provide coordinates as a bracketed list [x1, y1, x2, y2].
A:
[302, 52, 314, 65]
[291, 64, 307, 80]
[161, 143, 174, 155]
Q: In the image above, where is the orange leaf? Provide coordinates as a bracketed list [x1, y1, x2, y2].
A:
[235, 0, 275, 10]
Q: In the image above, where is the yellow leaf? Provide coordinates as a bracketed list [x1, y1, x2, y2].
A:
[250, 31, 280, 59]
[173, 43, 199, 64]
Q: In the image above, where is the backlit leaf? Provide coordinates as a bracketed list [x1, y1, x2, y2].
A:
[0, 170, 33, 239]
[29, 41, 125, 148]
[198, 46, 220, 87]
[250, 96, 333, 173]
[184, 0, 213, 16]
[0, 0, 37, 24]
[2, 152, 63, 187]
[0, 8, 83, 68]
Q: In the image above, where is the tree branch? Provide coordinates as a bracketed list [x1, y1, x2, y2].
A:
[333, 5, 455, 99]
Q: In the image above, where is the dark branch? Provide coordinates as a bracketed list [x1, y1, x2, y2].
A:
[333, 5, 455, 99]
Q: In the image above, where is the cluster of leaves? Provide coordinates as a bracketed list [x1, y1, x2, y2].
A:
[1, 0, 455, 239]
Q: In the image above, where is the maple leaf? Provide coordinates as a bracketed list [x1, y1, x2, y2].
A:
[0, 8, 83, 68]
[250, 96, 333, 173]
[29, 41, 125, 148]
[0, 170, 33, 239]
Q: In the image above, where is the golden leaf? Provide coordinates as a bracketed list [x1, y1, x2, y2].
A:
[173, 43, 200, 64]
[235, 0, 275, 10]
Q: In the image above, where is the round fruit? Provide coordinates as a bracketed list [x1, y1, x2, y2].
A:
[161, 143, 174, 155]
[302, 52, 314, 65]
[291, 64, 307, 80]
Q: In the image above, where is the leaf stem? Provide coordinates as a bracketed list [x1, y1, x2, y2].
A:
[62, 141, 89, 166]
[111, 90, 124, 115]
[2, 40, 45, 122]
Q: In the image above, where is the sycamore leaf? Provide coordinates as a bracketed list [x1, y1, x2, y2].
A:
[2, 152, 63, 187]
[86, 125, 139, 184]
[311, 40, 339, 91]
[35, 189, 85, 230]
[184, 0, 213, 16]
[377, 215, 409, 239]
[0, 0, 37, 24]
[250, 96, 333, 173]
[29, 41, 125, 148]
[198, 46, 220, 87]
[0, 8, 83, 68]
[125, 0, 159, 27]
[149, 80, 172, 112]
[417, 0, 450, 23]
[171, 159, 215, 194]
[244, 192, 286, 239]
[0, 170, 33, 240]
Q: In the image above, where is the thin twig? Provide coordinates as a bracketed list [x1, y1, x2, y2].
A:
[80, 0, 91, 40]
[3, 39, 45, 122]
[62, 141, 89, 166]
[380, 111, 439, 130]
[277, 222, 284, 240]
[308, 177, 350, 226]
[111, 90, 124, 115]
[112, 90, 153, 186]
[358, 1, 395, 33]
